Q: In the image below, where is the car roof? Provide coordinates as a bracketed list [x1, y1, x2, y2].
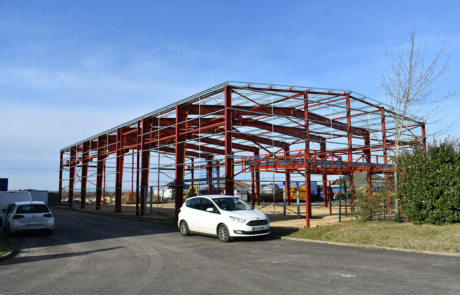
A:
[13, 201, 47, 205]
[188, 195, 236, 200]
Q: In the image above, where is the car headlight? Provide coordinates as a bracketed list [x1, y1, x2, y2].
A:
[229, 216, 247, 223]
[264, 214, 269, 221]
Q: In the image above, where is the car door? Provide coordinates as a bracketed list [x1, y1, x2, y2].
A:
[185, 198, 202, 232]
[198, 198, 220, 235]
[4, 204, 15, 229]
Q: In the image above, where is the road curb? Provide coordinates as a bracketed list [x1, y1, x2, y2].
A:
[271, 235, 460, 257]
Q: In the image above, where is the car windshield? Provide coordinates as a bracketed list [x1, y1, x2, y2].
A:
[213, 198, 253, 211]
[16, 205, 50, 214]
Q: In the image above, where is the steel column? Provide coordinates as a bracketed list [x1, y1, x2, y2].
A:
[175, 105, 187, 219]
[58, 150, 64, 206]
[68, 147, 76, 208]
[255, 148, 261, 206]
[136, 120, 141, 216]
[346, 94, 352, 166]
[322, 174, 328, 207]
[115, 128, 124, 213]
[80, 142, 90, 209]
[367, 172, 373, 205]
[364, 133, 371, 164]
[304, 91, 311, 228]
[328, 184, 332, 216]
[251, 171, 255, 207]
[320, 140, 327, 207]
[207, 157, 214, 194]
[305, 172, 311, 228]
[421, 124, 427, 151]
[141, 118, 151, 216]
[191, 158, 194, 197]
[284, 146, 291, 206]
[224, 85, 234, 195]
[350, 173, 355, 205]
[381, 108, 389, 214]
[95, 136, 105, 210]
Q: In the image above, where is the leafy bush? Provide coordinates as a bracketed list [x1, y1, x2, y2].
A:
[397, 137, 460, 225]
[354, 183, 398, 222]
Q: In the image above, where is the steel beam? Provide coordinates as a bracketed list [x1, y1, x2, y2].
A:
[188, 105, 367, 136]
[231, 131, 285, 149]
[233, 118, 323, 142]
[191, 135, 255, 153]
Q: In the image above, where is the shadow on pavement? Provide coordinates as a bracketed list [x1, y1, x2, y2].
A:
[1, 246, 123, 266]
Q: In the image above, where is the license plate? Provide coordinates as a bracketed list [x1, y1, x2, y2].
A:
[27, 224, 42, 228]
[253, 226, 266, 231]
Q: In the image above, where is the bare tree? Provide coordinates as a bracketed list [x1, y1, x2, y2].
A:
[379, 24, 458, 164]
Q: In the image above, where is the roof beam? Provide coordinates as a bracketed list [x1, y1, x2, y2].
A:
[188, 105, 367, 136]
[233, 118, 323, 142]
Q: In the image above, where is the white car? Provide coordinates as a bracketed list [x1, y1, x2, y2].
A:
[2, 201, 55, 237]
[178, 195, 270, 242]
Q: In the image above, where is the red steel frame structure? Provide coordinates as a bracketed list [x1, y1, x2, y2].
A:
[59, 81, 426, 227]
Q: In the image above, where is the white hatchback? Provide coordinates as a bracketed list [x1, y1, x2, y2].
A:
[3, 201, 55, 237]
[178, 195, 270, 242]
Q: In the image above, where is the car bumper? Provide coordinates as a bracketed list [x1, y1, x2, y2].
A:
[230, 224, 270, 237]
[10, 222, 54, 233]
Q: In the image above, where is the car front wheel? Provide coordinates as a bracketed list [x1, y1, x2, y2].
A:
[180, 220, 191, 236]
[217, 224, 231, 243]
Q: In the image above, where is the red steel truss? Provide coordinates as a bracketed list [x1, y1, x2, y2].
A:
[59, 81, 426, 228]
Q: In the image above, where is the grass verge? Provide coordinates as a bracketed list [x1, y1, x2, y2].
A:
[270, 221, 460, 253]
[0, 239, 9, 256]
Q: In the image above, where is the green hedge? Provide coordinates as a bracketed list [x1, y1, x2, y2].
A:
[397, 138, 460, 225]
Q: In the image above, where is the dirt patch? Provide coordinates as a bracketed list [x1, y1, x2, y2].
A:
[257, 203, 354, 228]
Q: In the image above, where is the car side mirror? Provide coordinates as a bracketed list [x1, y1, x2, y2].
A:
[206, 207, 214, 213]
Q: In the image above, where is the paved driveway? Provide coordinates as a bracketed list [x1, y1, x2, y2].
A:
[1, 208, 459, 295]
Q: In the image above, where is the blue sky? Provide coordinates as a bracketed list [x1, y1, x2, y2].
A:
[1, 0, 459, 190]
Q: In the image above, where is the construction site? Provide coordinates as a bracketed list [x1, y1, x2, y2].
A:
[58, 81, 427, 228]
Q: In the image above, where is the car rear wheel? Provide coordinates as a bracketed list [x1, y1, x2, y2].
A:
[179, 221, 191, 236]
[217, 224, 231, 243]
[8, 225, 15, 238]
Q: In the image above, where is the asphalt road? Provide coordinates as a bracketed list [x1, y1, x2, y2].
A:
[1, 208, 459, 295]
